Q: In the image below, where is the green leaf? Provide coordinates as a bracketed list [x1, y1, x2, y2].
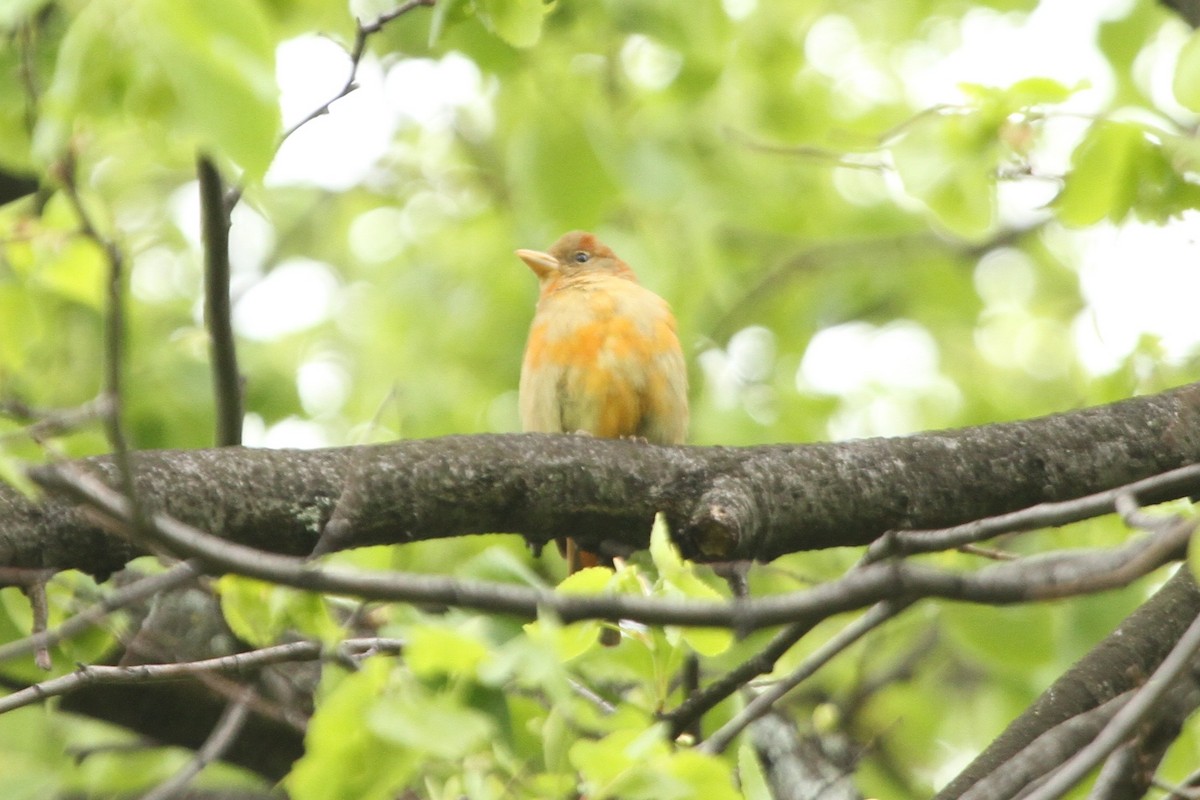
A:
[570, 727, 667, 794]
[737, 743, 772, 800]
[1174, 29, 1200, 112]
[662, 751, 740, 800]
[367, 689, 495, 759]
[1001, 77, 1075, 108]
[406, 623, 489, 679]
[891, 111, 997, 239]
[0, 452, 36, 499]
[34, 237, 105, 309]
[942, 603, 1056, 671]
[36, 0, 280, 180]
[1052, 121, 1200, 225]
[216, 575, 340, 647]
[1052, 121, 1142, 226]
[649, 511, 683, 573]
[524, 605, 603, 661]
[428, 0, 473, 46]
[571, 727, 738, 800]
[286, 659, 418, 800]
[669, 576, 732, 656]
[477, 0, 546, 48]
[136, 0, 280, 180]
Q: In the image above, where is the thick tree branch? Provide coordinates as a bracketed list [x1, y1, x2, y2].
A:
[936, 568, 1200, 799]
[1020, 608, 1200, 800]
[2, 383, 1200, 579]
[29, 464, 1195, 631]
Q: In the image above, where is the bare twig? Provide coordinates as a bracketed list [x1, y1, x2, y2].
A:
[138, 689, 254, 800]
[723, 127, 888, 170]
[861, 462, 1200, 565]
[1152, 775, 1200, 799]
[0, 637, 403, 714]
[698, 599, 911, 754]
[0, 396, 110, 444]
[669, 468, 1200, 738]
[57, 150, 142, 527]
[25, 582, 50, 670]
[197, 155, 243, 447]
[279, 0, 437, 142]
[0, 561, 201, 664]
[707, 224, 1035, 341]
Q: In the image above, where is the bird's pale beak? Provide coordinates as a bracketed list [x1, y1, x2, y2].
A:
[515, 249, 559, 280]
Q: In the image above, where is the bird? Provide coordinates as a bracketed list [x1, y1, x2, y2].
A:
[516, 230, 689, 574]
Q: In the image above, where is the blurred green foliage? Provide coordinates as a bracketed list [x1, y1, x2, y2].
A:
[2, 0, 1200, 797]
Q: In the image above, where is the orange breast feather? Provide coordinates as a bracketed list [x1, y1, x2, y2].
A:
[519, 275, 687, 444]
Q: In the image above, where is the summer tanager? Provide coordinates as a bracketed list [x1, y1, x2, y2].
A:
[517, 230, 689, 573]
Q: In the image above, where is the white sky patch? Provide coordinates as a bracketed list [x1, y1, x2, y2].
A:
[1070, 216, 1200, 373]
[131, 246, 195, 303]
[621, 34, 684, 90]
[384, 52, 492, 134]
[233, 258, 340, 341]
[268, 38, 490, 189]
[803, 15, 900, 117]
[268, 35, 395, 189]
[699, 326, 776, 406]
[902, 0, 1131, 111]
[799, 321, 939, 394]
[348, 206, 408, 264]
[797, 321, 962, 438]
[242, 413, 332, 449]
[298, 356, 351, 417]
[722, 0, 756, 22]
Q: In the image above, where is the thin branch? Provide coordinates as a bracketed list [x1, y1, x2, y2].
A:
[16, 16, 40, 136]
[279, 0, 437, 142]
[1152, 776, 1200, 800]
[22, 578, 53, 670]
[32, 464, 1194, 631]
[860, 462, 1200, 564]
[1087, 743, 1138, 800]
[223, 0, 436, 211]
[138, 689, 254, 800]
[958, 692, 1132, 800]
[197, 155, 242, 447]
[665, 617, 819, 738]
[0, 637, 403, 714]
[0, 396, 109, 444]
[723, 127, 889, 170]
[706, 224, 1036, 341]
[57, 149, 142, 527]
[699, 599, 911, 754]
[1019, 608, 1200, 800]
[0, 561, 201, 664]
[667, 468, 1200, 737]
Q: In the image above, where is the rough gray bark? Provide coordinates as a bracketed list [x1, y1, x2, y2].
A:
[3, 382, 1200, 580]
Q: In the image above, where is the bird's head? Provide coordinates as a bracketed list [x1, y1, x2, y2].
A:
[516, 230, 638, 286]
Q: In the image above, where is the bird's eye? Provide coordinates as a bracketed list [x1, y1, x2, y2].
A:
[573, 251, 590, 263]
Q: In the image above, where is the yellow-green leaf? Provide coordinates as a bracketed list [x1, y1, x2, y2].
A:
[406, 624, 489, 679]
[477, 0, 545, 48]
[1174, 29, 1200, 111]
